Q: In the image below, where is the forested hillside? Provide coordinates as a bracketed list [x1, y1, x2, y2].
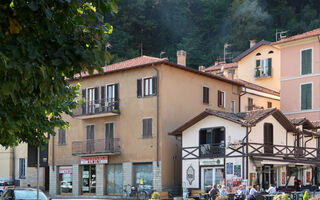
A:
[106, 0, 320, 69]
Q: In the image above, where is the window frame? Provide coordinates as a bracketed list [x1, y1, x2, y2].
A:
[58, 129, 66, 145]
[300, 82, 313, 110]
[137, 76, 157, 98]
[142, 118, 153, 138]
[143, 77, 153, 96]
[267, 102, 272, 109]
[300, 48, 313, 75]
[217, 90, 225, 108]
[19, 158, 26, 179]
[248, 97, 253, 111]
[231, 101, 236, 113]
[202, 86, 209, 104]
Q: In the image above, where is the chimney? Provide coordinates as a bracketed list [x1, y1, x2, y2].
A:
[177, 50, 186, 66]
[198, 66, 205, 71]
[249, 40, 256, 48]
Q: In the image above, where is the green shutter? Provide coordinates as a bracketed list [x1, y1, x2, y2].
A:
[302, 49, 312, 75]
[268, 58, 272, 76]
[301, 84, 312, 110]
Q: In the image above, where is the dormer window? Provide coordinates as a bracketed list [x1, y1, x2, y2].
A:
[268, 51, 274, 54]
[256, 53, 261, 56]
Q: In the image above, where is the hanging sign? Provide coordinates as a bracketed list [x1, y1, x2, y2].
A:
[80, 156, 108, 164]
[199, 158, 224, 166]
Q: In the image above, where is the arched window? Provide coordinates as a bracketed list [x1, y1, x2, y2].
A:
[268, 51, 274, 54]
[256, 53, 261, 56]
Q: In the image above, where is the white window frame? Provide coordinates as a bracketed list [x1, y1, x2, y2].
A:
[300, 82, 313, 110]
[18, 158, 26, 179]
[86, 87, 95, 114]
[143, 77, 153, 96]
[218, 90, 226, 108]
[300, 47, 313, 75]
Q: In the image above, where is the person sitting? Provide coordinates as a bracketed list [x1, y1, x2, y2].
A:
[248, 185, 257, 200]
[256, 185, 264, 193]
[235, 185, 245, 200]
[294, 178, 302, 191]
[208, 184, 219, 200]
[219, 185, 228, 196]
[266, 184, 277, 195]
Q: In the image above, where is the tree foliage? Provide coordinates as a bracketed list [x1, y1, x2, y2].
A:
[0, 0, 117, 147]
[105, 0, 320, 69]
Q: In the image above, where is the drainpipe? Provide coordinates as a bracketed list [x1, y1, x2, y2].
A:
[152, 64, 160, 167]
[241, 125, 251, 180]
[12, 147, 15, 185]
[52, 135, 55, 171]
[239, 87, 247, 112]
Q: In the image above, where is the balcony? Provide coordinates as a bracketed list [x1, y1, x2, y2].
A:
[73, 98, 120, 119]
[199, 143, 225, 158]
[72, 138, 120, 156]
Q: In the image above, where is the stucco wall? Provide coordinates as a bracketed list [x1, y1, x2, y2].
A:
[241, 93, 280, 112]
[238, 45, 280, 92]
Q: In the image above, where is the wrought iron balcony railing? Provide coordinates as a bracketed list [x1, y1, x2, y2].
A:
[72, 138, 120, 155]
[73, 98, 120, 117]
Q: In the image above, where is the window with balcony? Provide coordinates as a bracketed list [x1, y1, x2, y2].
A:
[82, 87, 99, 115]
[105, 123, 114, 151]
[301, 49, 312, 75]
[137, 77, 157, 98]
[86, 125, 95, 153]
[203, 87, 209, 104]
[301, 83, 312, 110]
[255, 58, 272, 78]
[199, 127, 225, 158]
[217, 90, 225, 108]
[101, 84, 119, 112]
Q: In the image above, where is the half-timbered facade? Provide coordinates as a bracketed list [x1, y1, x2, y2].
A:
[169, 108, 320, 192]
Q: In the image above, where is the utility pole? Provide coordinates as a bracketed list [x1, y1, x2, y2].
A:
[37, 147, 40, 200]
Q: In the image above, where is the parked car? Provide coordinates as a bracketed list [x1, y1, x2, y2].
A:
[1, 188, 48, 200]
[0, 182, 14, 196]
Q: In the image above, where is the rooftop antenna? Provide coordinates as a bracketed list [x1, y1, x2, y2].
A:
[160, 51, 166, 58]
[140, 41, 143, 56]
[224, 43, 232, 63]
[276, 29, 289, 41]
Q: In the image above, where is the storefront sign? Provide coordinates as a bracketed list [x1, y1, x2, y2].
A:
[80, 156, 108, 164]
[186, 165, 195, 185]
[234, 165, 241, 177]
[59, 166, 73, 174]
[307, 171, 311, 183]
[282, 172, 286, 184]
[199, 158, 224, 166]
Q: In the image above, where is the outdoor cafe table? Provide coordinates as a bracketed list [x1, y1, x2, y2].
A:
[263, 194, 276, 200]
[290, 191, 303, 200]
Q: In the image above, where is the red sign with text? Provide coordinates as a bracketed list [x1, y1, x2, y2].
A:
[80, 156, 108, 164]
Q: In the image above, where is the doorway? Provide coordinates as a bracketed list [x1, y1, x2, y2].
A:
[105, 164, 123, 195]
[81, 165, 96, 195]
[201, 167, 224, 191]
[262, 165, 275, 190]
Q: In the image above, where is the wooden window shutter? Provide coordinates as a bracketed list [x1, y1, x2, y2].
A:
[301, 84, 312, 110]
[101, 86, 105, 112]
[267, 58, 272, 76]
[115, 83, 119, 109]
[94, 87, 99, 112]
[203, 87, 209, 104]
[255, 60, 260, 78]
[82, 89, 87, 114]
[218, 91, 222, 107]
[143, 119, 147, 137]
[302, 49, 312, 75]
[137, 79, 142, 98]
[152, 77, 157, 95]
[148, 118, 152, 137]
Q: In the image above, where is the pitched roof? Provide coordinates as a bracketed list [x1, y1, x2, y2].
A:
[235, 79, 280, 96]
[233, 40, 272, 62]
[289, 118, 316, 129]
[73, 56, 244, 86]
[204, 62, 238, 72]
[312, 121, 320, 128]
[273, 28, 320, 45]
[169, 108, 296, 135]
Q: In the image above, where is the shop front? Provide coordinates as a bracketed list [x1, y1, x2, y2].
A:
[58, 166, 73, 195]
[133, 163, 153, 189]
[199, 159, 225, 191]
[105, 164, 123, 195]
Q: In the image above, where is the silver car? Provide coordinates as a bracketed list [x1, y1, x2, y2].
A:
[1, 188, 48, 200]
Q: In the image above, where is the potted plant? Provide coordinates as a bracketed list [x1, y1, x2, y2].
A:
[151, 191, 160, 200]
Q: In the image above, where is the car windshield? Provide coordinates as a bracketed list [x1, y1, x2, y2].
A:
[14, 190, 47, 200]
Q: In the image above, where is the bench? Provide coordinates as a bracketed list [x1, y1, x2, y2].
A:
[190, 189, 206, 199]
[159, 192, 169, 199]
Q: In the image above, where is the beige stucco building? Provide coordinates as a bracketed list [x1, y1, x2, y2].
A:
[0, 144, 46, 193]
[48, 54, 243, 198]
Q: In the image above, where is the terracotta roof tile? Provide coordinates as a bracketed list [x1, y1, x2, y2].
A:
[273, 28, 320, 45]
[74, 56, 167, 78]
[312, 121, 320, 128]
[204, 62, 238, 72]
[234, 79, 280, 96]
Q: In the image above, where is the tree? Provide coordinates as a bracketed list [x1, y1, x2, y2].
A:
[0, 0, 118, 147]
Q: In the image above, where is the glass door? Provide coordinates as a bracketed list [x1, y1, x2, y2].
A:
[201, 167, 224, 191]
[81, 165, 96, 195]
[107, 85, 115, 111]
[106, 164, 123, 195]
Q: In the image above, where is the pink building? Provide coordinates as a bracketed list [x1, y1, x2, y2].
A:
[273, 28, 320, 122]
